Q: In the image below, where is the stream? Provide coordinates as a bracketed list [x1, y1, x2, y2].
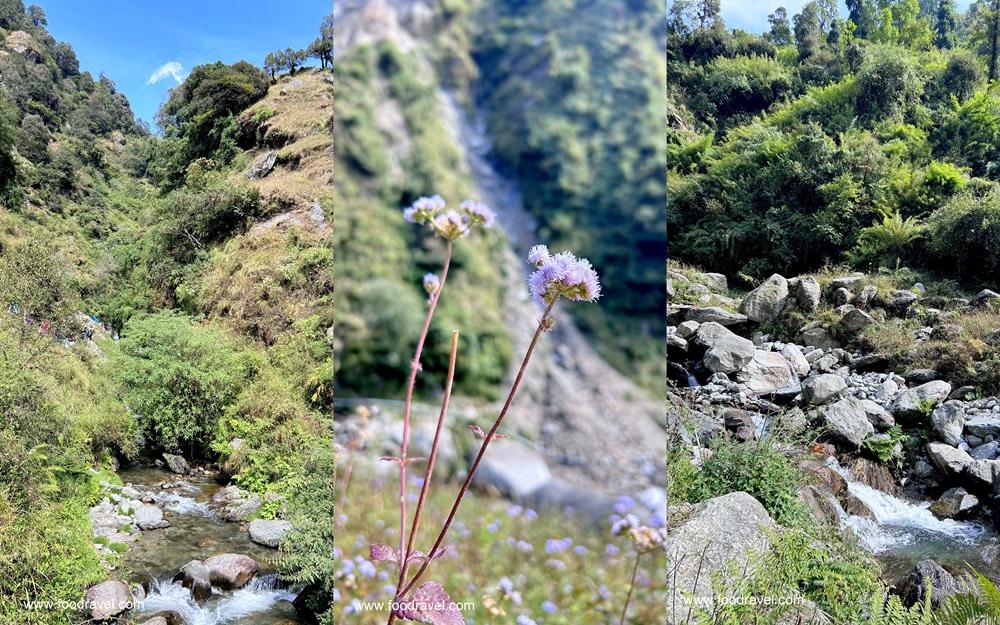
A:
[117, 467, 300, 625]
[829, 460, 1000, 581]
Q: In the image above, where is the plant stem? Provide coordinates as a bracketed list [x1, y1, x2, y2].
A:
[398, 299, 555, 598]
[619, 551, 643, 625]
[394, 330, 459, 603]
[387, 242, 452, 625]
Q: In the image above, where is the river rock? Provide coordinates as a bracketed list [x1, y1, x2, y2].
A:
[971, 441, 1000, 460]
[163, 453, 190, 475]
[173, 560, 212, 602]
[140, 618, 169, 625]
[692, 322, 754, 374]
[665, 492, 778, 617]
[820, 397, 874, 449]
[927, 442, 973, 477]
[473, 439, 550, 500]
[840, 308, 874, 334]
[965, 459, 1000, 489]
[861, 400, 895, 431]
[886, 289, 918, 313]
[890, 381, 952, 421]
[798, 323, 837, 350]
[855, 284, 878, 308]
[203, 554, 259, 590]
[685, 306, 747, 326]
[929, 487, 978, 519]
[794, 276, 821, 311]
[930, 401, 966, 447]
[210, 485, 261, 522]
[134, 504, 169, 530]
[780, 344, 810, 378]
[895, 559, 967, 608]
[667, 330, 687, 352]
[739, 274, 788, 323]
[85, 580, 132, 620]
[972, 289, 1000, 308]
[736, 350, 795, 395]
[801, 374, 847, 405]
[964, 416, 1000, 439]
[696, 272, 728, 292]
[248, 519, 293, 548]
[832, 287, 853, 306]
[676, 320, 700, 339]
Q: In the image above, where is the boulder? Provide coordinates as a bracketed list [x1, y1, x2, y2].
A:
[861, 399, 895, 431]
[801, 374, 847, 406]
[527, 477, 618, 524]
[971, 441, 1000, 461]
[929, 487, 978, 520]
[246, 150, 278, 179]
[798, 323, 838, 350]
[927, 442, 973, 477]
[890, 381, 952, 421]
[930, 401, 966, 447]
[473, 439, 551, 500]
[210, 485, 261, 522]
[667, 330, 688, 352]
[886, 289, 918, 313]
[739, 274, 788, 323]
[134, 504, 169, 530]
[794, 276, 821, 311]
[697, 272, 728, 292]
[736, 350, 795, 395]
[676, 320, 700, 339]
[895, 560, 967, 608]
[780, 344, 811, 378]
[173, 560, 212, 602]
[248, 519, 293, 548]
[162, 453, 189, 475]
[972, 289, 1000, 308]
[692, 322, 755, 374]
[965, 459, 1000, 489]
[964, 416, 1000, 439]
[832, 287, 853, 306]
[829, 274, 865, 291]
[820, 397, 874, 449]
[855, 285, 878, 308]
[203, 554, 259, 590]
[840, 308, 875, 334]
[665, 492, 778, 617]
[85, 580, 132, 620]
[685, 306, 748, 326]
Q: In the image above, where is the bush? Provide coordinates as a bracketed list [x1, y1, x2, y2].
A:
[855, 45, 924, 121]
[703, 54, 793, 127]
[928, 182, 1000, 283]
[110, 312, 257, 456]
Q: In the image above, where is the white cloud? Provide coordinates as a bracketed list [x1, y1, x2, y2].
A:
[146, 61, 184, 85]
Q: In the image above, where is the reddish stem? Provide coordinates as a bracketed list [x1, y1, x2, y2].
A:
[619, 551, 643, 625]
[387, 242, 452, 625]
[398, 299, 555, 598]
[394, 331, 459, 603]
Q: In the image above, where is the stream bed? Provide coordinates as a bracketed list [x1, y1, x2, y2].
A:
[117, 467, 300, 625]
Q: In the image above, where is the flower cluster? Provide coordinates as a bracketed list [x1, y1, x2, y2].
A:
[611, 513, 667, 552]
[403, 195, 496, 240]
[526, 245, 601, 308]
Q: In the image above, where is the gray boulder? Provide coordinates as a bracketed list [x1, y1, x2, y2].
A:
[855, 285, 878, 308]
[85, 580, 132, 620]
[203, 554, 259, 590]
[929, 487, 978, 520]
[780, 344, 810, 378]
[890, 381, 952, 421]
[801, 374, 847, 405]
[246, 150, 278, 179]
[965, 416, 1000, 439]
[473, 439, 551, 500]
[528, 477, 617, 525]
[736, 350, 795, 395]
[693, 322, 755, 374]
[927, 442, 973, 477]
[840, 308, 875, 334]
[666, 492, 777, 618]
[965, 459, 1000, 489]
[173, 560, 212, 602]
[972, 289, 1000, 308]
[861, 399, 895, 431]
[685, 306, 748, 326]
[930, 401, 966, 447]
[134, 504, 169, 530]
[697, 272, 728, 292]
[210, 485, 261, 522]
[971, 441, 1000, 461]
[886, 289, 918, 312]
[820, 397, 874, 449]
[739, 274, 788, 323]
[248, 519, 293, 548]
[895, 560, 968, 608]
[162, 453, 189, 475]
[795, 276, 821, 311]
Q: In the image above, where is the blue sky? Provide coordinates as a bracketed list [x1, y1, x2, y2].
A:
[39, 0, 332, 128]
[722, 0, 973, 34]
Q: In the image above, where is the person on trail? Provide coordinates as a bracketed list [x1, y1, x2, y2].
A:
[40, 319, 50, 334]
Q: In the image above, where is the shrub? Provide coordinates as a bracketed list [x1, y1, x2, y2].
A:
[855, 45, 923, 121]
[928, 183, 1000, 283]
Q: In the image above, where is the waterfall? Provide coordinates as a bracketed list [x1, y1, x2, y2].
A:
[827, 459, 985, 553]
[137, 575, 297, 625]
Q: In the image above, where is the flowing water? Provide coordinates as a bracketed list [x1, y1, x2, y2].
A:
[117, 467, 300, 625]
[828, 460, 1000, 581]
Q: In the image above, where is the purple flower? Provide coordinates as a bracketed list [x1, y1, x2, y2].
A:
[611, 514, 640, 536]
[404, 195, 445, 224]
[614, 495, 635, 515]
[460, 199, 496, 227]
[516, 616, 537, 625]
[524, 508, 538, 521]
[527, 249, 601, 307]
[515, 540, 533, 552]
[422, 271, 439, 294]
[573, 545, 587, 555]
[506, 504, 523, 518]
[605, 543, 620, 556]
[544, 537, 573, 553]
[650, 512, 666, 528]
[542, 601, 557, 614]
[433, 210, 470, 240]
[499, 577, 514, 594]
[527, 244, 550, 267]
[487, 520, 500, 533]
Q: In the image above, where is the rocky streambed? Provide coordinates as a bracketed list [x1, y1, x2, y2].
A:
[83, 463, 300, 624]
[668, 268, 1000, 611]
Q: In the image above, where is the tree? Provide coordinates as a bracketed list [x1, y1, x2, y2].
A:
[0, 99, 16, 203]
[668, 0, 693, 37]
[969, 0, 1000, 80]
[25, 3, 44, 27]
[767, 7, 793, 45]
[846, 0, 877, 37]
[53, 42, 79, 76]
[264, 51, 280, 80]
[694, 0, 721, 30]
[309, 37, 333, 70]
[0, 0, 24, 30]
[794, 1, 826, 60]
[279, 48, 307, 75]
[934, 0, 958, 47]
[15, 113, 49, 162]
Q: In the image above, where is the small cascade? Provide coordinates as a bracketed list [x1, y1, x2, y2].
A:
[827, 459, 985, 553]
[137, 575, 296, 625]
[154, 491, 215, 517]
